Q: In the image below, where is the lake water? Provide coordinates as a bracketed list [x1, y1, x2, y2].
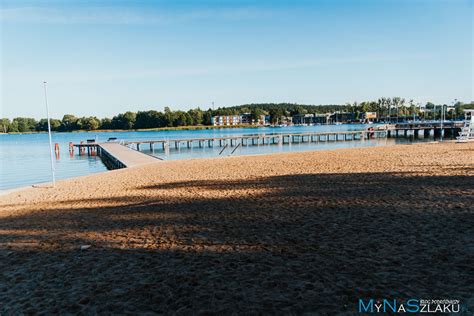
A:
[0, 124, 434, 191]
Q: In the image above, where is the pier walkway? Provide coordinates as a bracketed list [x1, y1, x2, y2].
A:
[74, 142, 160, 169]
[99, 143, 160, 167]
[123, 130, 373, 151]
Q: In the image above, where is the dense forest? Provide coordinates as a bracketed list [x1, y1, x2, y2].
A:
[1, 99, 472, 133]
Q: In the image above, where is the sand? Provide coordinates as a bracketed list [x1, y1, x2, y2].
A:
[1, 142, 473, 314]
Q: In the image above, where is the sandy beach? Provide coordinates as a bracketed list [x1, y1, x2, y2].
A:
[1, 142, 473, 314]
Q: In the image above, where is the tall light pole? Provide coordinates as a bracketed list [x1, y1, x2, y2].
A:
[43, 81, 56, 186]
[453, 99, 457, 121]
[439, 104, 444, 142]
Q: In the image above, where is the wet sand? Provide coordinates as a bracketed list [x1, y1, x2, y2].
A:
[1, 142, 473, 314]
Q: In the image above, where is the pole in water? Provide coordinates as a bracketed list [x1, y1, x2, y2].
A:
[440, 104, 444, 142]
[43, 81, 56, 187]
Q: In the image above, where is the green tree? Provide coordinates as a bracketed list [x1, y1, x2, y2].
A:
[0, 118, 10, 133]
[36, 118, 61, 131]
[36, 119, 49, 131]
[81, 117, 100, 130]
[100, 118, 113, 129]
[250, 108, 265, 121]
[289, 106, 307, 116]
[164, 107, 175, 127]
[188, 108, 203, 125]
[8, 120, 19, 132]
[135, 110, 164, 129]
[202, 108, 213, 125]
[269, 108, 285, 124]
[174, 111, 188, 126]
[61, 114, 78, 131]
[111, 112, 136, 129]
[13, 117, 37, 132]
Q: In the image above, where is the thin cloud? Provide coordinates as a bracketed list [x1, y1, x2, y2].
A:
[0, 6, 278, 25]
[5, 54, 424, 84]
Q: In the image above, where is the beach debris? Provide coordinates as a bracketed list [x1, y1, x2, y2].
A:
[80, 245, 92, 250]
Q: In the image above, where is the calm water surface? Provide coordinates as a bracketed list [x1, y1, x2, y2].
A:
[0, 125, 432, 190]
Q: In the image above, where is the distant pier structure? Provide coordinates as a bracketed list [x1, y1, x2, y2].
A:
[73, 122, 463, 168]
[123, 130, 372, 152]
[385, 121, 463, 139]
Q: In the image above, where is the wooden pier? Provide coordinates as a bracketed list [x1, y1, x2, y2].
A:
[120, 123, 462, 152]
[73, 142, 160, 169]
[123, 130, 379, 151]
[72, 122, 462, 167]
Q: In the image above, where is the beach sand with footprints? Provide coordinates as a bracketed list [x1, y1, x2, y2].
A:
[1, 142, 473, 314]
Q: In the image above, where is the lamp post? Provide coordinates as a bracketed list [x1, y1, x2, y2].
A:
[43, 81, 56, 186]
[439, 104, 445, 142]
[453, 99, 457, 121]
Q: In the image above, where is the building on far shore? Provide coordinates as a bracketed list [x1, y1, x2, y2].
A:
[292, 112, 355, 125]
[330, 111, 355, 123]
[211, 115, 242, 126]
[293, 113, 330, 125]
[211, 114, 269, 126]
[363, 112, 377, 123]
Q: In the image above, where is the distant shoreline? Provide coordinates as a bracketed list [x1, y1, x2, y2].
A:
[0, 122, 377, 135]
[0, 124, 263, 135]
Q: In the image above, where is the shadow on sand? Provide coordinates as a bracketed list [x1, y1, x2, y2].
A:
[1, 172, 473, 314]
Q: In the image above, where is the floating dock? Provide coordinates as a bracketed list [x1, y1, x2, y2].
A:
[73, 142, 160, 169]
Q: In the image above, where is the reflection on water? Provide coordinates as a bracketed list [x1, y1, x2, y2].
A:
[0, 125, 448, 190]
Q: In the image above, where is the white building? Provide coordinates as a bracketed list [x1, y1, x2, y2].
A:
[211, 115, 242, 126]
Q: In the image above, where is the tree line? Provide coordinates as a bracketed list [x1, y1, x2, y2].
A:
[0, 107, 213, 133]
[1, 99, 472, 133]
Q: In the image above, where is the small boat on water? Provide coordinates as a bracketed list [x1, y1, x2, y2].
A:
[456, 110, 474, 142]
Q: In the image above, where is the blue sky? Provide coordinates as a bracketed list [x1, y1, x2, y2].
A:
[1, 0, 472, 119]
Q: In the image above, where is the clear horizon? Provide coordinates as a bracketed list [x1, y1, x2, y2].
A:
[1, 0, 473, 120]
